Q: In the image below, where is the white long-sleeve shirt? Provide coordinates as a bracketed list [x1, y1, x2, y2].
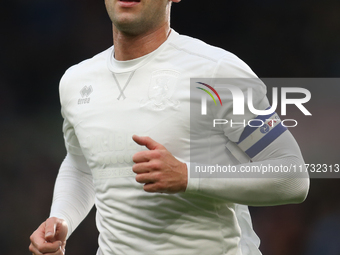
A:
[50, 30, 309, 255]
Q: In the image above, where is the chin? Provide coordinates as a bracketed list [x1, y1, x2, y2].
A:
[115, 19, 151, 36]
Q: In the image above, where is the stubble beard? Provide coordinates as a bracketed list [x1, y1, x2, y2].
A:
[110, 3, 170, 36]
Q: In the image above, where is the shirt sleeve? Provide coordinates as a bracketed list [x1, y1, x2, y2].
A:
[186, 130, 309, 206]
[49, 71, 95, 239]
[49, 153, 95, 240]
[185, 54, 309, 205]
[61, 109, 84, 156]
[59, 69, 84, 156]
[212, 54, 270, 143]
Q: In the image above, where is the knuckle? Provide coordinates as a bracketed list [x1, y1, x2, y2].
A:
[143, 185, 154, 192]
[144, 182, 163, 193]
[136, 173, 148, 183]
[46, 218, 53, 225]
[149, 161, 161, 170]
[57, 245, 64, 255]
[152, 171, 162, 181]
[151, 150, 161, 159]
[155, 182, 165, 191]
[157, 182, 166, 191]
[35, 243, 42, 251]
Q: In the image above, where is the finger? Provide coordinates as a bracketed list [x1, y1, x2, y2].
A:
[30, 245, 65, 255]
[30, 222, 62, 253]
[45, 218, 68, 243]
[54, 219, 68, 243]
[30, 222, 47, 244]
[45, 218, 58, 240]
[133, 150, 162, 163]
[133, 159, 163, 173]
[132, 135, 165, 150]
[143, 182, 164, 193]
[132, 162, 150, 174]
[45, 245, 66, 255]
[135, 173, 155, 184]
[29, 242, 42, 255]
[132, 151, 150, 163]
[30, 243, 62, 255]
[30, 239, 62, 254]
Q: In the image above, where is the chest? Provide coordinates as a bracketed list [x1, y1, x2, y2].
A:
[66, 69, 191, 170]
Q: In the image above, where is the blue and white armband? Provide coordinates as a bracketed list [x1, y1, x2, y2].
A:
[236, 112, 287, 158]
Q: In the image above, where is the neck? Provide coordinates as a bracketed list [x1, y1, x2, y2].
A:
[112, 22, 171, 61]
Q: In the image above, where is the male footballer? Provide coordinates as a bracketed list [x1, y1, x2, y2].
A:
[29, 0, 309, 254]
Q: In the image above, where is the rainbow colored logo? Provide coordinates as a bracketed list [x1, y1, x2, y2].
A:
[196, 82, 222, 106]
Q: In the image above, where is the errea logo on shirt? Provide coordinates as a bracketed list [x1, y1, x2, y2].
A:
[78, 85, 93, 104]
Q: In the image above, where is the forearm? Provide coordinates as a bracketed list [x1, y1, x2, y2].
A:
[186, 131, 310, 206]
[50, 153, 95, 239]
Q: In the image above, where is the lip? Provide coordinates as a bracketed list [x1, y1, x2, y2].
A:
[118, 0, 140, 8]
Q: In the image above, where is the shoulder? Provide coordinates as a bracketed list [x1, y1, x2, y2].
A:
[169, 32, 256, 78]
[62, 47, 112, 81]
[169, 33, 227, 62]
[59, 47, 112, 103]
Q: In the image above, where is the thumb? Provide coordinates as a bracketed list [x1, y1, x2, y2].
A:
[45, 218, 57, 240]
[132, 135, 165, 150]
[45, 217, 68, 242]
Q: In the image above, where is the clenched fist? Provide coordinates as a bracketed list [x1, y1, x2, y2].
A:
[132, 135, 188, 193]
[29, 217, 68, 255]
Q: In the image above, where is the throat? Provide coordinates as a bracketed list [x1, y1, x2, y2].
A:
[112, 20, 171, 61]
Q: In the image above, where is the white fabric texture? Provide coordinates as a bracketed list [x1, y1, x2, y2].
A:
[186, 130, 309, 206]
[50, 153, 95, 240]
[49, 30, 309, 255]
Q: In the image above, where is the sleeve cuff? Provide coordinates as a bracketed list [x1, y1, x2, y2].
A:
[184, 162, 200, 193]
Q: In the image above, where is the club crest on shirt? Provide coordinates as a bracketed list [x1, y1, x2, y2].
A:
[140, 70, 180, 110]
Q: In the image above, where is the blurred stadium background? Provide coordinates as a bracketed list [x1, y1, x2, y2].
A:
[1, 0, 340, 254]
